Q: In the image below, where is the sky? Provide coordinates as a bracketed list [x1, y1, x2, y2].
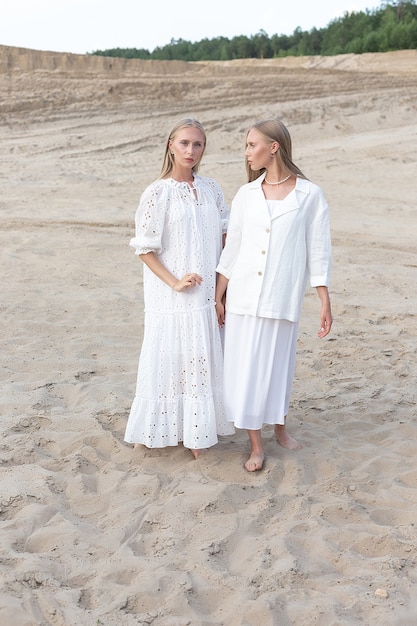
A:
[1, 0, 380, 55]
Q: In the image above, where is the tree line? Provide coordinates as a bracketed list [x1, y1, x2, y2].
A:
[91, 1, 417, 61]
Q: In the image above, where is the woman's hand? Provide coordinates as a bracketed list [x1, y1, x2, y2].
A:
[316, 286, 332, 338]
[216, 301, 225, 327]
[317, 316, 332, 338]
[215, 273, 229, 327]
[317, 304, 332, 338]
[173, 272, 203, 292]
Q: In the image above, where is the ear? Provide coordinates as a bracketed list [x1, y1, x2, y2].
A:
[271, 141, 279, 155]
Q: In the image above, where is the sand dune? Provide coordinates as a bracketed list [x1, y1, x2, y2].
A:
[1, 45, 417, 625]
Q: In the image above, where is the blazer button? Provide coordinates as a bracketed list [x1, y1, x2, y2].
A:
[258, 271, 262, 276]
[261, 250, 266, 255]
[266, 228, 270, 233]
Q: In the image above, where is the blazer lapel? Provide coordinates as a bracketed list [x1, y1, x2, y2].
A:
[269, 192, 300, 220]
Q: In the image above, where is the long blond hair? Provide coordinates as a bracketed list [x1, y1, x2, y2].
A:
[245, 118, 307, 182]
[160, 118, 207, 178]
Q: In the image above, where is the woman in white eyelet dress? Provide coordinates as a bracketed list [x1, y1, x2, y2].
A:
[124, 118, 234, 458]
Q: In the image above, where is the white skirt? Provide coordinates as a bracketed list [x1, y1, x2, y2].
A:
[223, 314, 298, 430]
[124, 305, 234, 450]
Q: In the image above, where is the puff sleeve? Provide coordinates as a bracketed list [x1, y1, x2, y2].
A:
[129, 181, 167, 255]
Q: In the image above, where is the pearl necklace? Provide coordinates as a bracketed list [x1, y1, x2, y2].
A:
[264, 174, 291, 185]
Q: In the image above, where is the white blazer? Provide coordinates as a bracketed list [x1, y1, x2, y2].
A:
[216, 174, 332, 322]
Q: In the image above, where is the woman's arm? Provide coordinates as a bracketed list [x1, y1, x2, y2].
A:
[140, 252, 202, 292]
[215, 273, 229, 327]
[316, 285, 332, 338]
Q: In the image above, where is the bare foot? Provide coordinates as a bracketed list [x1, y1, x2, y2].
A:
[274, 424, 302, 450]
[190, 448, 208, 459]
[244, 452, 265, 472]
[133, 443, 144, 449]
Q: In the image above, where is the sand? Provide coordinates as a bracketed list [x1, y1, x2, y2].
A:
[1, 45, 417, 625]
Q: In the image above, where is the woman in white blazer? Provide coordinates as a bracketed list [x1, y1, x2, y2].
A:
[215, 118, 332, 472]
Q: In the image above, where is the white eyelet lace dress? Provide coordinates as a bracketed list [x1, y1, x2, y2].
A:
[124, 175, 235, 449]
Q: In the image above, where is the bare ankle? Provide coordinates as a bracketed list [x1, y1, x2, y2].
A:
[274, 424, 301, 450]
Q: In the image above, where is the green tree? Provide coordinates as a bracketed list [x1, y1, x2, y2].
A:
[91, 2, 417, 61]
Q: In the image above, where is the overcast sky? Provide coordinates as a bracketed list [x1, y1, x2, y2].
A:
[1, 0, 379, 55]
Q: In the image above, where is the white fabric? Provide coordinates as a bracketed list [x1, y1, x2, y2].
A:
[125, 175, 234, 449]
[223, 314, 298, 430]
[216, 174, 332, 322]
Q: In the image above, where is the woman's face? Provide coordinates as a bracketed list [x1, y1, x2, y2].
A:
[245, 128, 277, 171]
[169, 126, 205, 170]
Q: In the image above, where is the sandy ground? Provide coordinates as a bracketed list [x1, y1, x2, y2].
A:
[1, 45, 417, 625]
